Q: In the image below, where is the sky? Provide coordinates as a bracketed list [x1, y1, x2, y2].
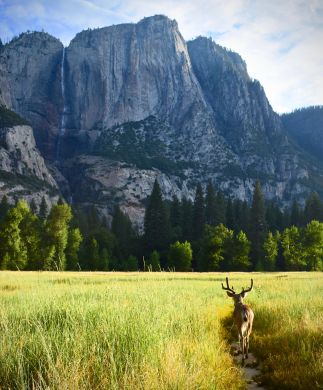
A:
[0, 0, 322, 113]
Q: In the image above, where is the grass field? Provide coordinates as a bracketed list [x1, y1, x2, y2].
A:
[0, 272, 322, 390]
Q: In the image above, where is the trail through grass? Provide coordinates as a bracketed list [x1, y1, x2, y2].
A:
[0, 272, 322, 389]
[0, 272, 244, 389]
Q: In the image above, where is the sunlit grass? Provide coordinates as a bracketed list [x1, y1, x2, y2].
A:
[0, 272, 321, 389]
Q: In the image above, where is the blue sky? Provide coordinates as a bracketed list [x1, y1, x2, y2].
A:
[1, 0, 322, 113]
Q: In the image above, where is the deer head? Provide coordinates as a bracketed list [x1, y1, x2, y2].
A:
[221, 277, 253, 304]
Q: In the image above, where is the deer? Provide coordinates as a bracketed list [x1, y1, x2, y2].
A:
[222, 277, 254, 365]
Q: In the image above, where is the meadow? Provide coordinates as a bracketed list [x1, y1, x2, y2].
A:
[0, 272, 322, 390]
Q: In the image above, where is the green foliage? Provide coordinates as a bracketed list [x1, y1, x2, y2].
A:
[303, 220, 323, 271]
[66, 228, 83, 270]
[146, 250, 160, 271]
[144, 180, 170, 256]
[249, 180, 267, 269]
[44, 204, 73, 270]
[39, 196, 48, 220]
[168, 241, 192, 271]
[124, 255, 138, 271]
[0, 200, 29, 269]
[193, 183, 205, 239]
[112, 206, 136, 262]
[281, 226, 307, 271]
[198, 224, 231, 271]
[304, 192, 323, 223]
[0, 195, 10, 222]
[263, 231, 280, 271]
[205, 182, 217, 226]
[198, 224, 250, 271]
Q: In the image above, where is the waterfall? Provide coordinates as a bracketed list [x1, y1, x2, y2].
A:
[56, 47, 66, 161]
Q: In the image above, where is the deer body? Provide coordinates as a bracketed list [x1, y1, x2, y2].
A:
[222, 278, 254, 364]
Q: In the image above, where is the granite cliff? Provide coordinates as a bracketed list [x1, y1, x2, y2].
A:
[0, 15, 322, 225]
[0, 106, 59, 206]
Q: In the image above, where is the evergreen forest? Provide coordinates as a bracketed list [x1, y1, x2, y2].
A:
[0, 180, 322, 272]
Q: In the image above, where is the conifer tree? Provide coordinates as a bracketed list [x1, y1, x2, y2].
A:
[290, 199, 301, 227]
[39, 196, 48, 221]
[215, 191, 226, 226]
[205, 182, 217, 226]
[249, 180, 267, 269]
[144, 179, 170, 255]
[30, 198, 37, 214]
[181, 197, 193, 241]
[225, 198, 235, 230]
[193, 183, 205, 239]
[0, 195, 10, 222]
[111, 205, 135, 261]
[170, 195, 182, 240]
[304, 192, 322, 223]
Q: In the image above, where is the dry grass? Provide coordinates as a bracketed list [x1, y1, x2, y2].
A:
[0, 271, 321, 389]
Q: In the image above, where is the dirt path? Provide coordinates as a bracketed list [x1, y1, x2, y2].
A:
[230, 342, 266, 390]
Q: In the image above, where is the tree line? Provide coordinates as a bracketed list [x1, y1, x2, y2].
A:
[0, 180, 322, 271]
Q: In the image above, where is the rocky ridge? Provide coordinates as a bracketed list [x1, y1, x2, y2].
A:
[0, 16, 322, 226]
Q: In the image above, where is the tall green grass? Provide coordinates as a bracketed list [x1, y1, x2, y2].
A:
[0, 272, 244, 389]
[0, 272, 322, 389]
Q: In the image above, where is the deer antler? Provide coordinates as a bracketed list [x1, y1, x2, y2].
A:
[221, 277, 236, 294]
[240, 279, 253, 295]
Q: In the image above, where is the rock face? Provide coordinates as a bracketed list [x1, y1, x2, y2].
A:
[0, 31, 63, 159]
[0, 122, 59, 206]
[0, 15, 322, 225]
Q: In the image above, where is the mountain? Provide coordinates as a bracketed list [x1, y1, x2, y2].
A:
[0, 15, 322, 225]
[282, 106, 323, 162]
[0, 105, 59, 206]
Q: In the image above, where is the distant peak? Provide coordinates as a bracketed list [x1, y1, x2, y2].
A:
[137, 14, 178, 29]
[6, 30, 61, 47]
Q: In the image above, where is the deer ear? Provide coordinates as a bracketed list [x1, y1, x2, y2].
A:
[226, 291, 234, 297]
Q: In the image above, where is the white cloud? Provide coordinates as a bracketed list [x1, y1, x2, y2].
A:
[0, 0, 322, 112]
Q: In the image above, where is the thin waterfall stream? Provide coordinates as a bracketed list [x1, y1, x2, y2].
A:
[56, 47, 66, 161]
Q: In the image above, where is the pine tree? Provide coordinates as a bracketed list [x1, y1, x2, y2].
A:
[181, 197, 193, 241]
[193, 183, 205, 240]
[304, 192, 322, 223]
[215, 191, 226, 226]
[0, 195, 10, 222]
[39, 196, 48, 221]
[290, 199, 301, 227]
[111, 206, 135, 261]
[226, 198, 235, 230]
[205, 182, 217, 226]
[248, 180, 267, 270]
[144, 180, 170, 255]
[170, 195, 182, 240]
[30, 198, 37, 214]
